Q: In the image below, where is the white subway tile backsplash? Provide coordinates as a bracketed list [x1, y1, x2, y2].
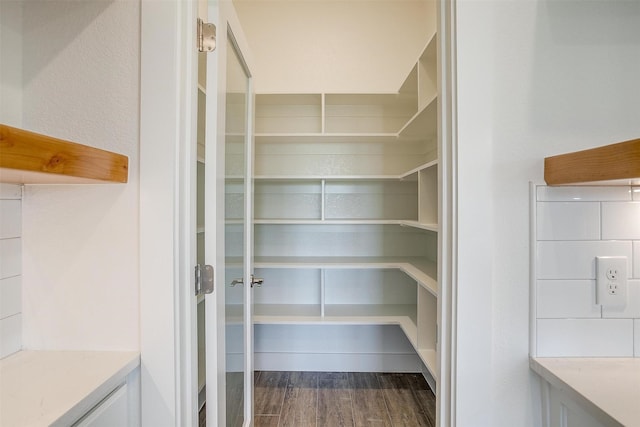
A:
[0, 184, 21, 200]
[602, 202, 640, 240]
[0, 238, 21, 279]
[535, 185, 640, 357]
[537, 318, 634, 357]
[602, 280, 640, 319]
[537, 241, 632, 280]
[537, 186, 631, 202]
[0, 314, 22, 358]
[537, 280, 600, 319]
[537, 202, 600, 241]
[0, 200, 21, 239]
[0, 276, 21, 319]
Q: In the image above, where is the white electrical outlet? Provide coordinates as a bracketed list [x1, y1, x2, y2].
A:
[596, 256, 628, 307]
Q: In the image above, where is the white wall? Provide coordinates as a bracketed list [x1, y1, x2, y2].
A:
[455, 1, 640, 426]
[0, 0, 22, 127]
[233, 0, 435, 93]
[17, 0, 140, 351]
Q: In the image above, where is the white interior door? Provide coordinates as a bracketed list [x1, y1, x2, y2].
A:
[204, 2, 255, 426]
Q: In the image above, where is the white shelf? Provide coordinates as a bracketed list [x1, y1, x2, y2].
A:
[400, 159, 438, 179]
[250, 304, 416, 325]
[253, 256, 438, 297]
[398, 94, 437, 140]
[255, 174, 401, 181]
[255, 133, 403, 144]
[400, 221, 438, 233]
[255, 219, 416, 225]
[254, 160, 436, 181]
[418, 349, 438, 380]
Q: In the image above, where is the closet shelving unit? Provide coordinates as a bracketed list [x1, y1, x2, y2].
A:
[238, 32, 439, 380]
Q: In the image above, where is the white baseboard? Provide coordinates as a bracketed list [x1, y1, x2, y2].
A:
[254, 351, 422, 372]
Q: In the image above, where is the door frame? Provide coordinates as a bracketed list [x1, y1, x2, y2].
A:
[436, 0, 458, 426]
[139, 1, 459, 427]
[140, 0, 199, 426]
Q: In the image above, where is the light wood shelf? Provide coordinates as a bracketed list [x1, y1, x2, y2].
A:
[544, 138, 640, 185]
[0, 124, 129, 184]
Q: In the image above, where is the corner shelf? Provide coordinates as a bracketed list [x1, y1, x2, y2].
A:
[0, 124, 129, 184]
[544, 138, 640, 185]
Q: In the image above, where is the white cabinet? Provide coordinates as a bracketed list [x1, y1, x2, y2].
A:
[73, 384, 129, 427]
[242, 32, 440, 385]
[543, 383, 609, 427]
[0, 351, 139, 427]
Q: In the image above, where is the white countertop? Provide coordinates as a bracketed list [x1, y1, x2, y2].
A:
[531, 357, 640, 427]
[1, 350, 140, 427]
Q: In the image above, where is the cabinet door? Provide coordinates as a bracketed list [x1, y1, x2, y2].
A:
[546, 383, 609, 427]
[73, 384, 128, 427]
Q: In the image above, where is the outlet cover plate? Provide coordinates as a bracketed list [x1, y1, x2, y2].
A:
[596, 256, 628, 308]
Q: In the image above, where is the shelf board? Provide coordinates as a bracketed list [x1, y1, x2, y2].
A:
[254, 219, 416, 226]
[255, 133, 402, 144]
[544, 138, 640, 185]
[400, 159, 438, 179]
[254, 175, 401, 181]
[399, 221, 438, 233]
[398, 94, 437, 140]
[253, 256, 438, 297]
[0, 124, 128, 184]
[417, 349, 438, 380]
[250, 303, 416, 326]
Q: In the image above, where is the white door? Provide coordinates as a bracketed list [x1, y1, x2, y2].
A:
[203, 3, 255, 426]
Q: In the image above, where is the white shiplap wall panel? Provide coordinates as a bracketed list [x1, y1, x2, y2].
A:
[0, 184, 21, 358]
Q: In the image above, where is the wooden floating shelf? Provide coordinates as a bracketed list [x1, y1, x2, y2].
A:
[544, 138, 640, 185]
[0, 124, 129, 184]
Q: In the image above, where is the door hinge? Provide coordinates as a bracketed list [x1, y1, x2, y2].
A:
[197, 19, 216, 52]
[195, 264, 214, 296]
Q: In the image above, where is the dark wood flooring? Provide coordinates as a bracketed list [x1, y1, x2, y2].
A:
[200, 371, 436, 427]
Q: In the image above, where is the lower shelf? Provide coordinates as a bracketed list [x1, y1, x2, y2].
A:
[224, 303, 438, 382]
[418, 349, 438, 381]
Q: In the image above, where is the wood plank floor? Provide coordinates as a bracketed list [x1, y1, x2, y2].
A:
[200, 371, 436, 427]
[254, 371, 435, 427]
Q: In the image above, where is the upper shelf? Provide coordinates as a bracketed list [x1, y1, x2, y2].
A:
[0, 124, 129, 184]
[544, 138, 640, 186]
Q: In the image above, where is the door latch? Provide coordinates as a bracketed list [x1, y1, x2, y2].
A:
[195, 264, 214, 296]
[229, 275, 264, 288]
